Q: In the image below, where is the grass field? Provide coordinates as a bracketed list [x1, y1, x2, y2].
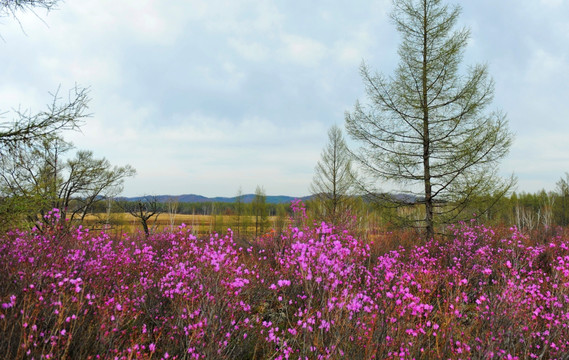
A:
[81, 212, 280, 237]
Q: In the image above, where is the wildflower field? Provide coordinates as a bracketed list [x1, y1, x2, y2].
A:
[1, 204, 569, 359]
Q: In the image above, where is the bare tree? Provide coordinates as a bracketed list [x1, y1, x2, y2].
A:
[0, 87, 90, 155]
[166, 196, 179, 231]
[121, 196, 161, 237]
[61, 150, 136, 221]
[310, 125, 356, 225]
[0, 0, 60, 20]
[345, 0, 514, 239]
[1, 0, 86, 150]
[1, 0, 87, 150]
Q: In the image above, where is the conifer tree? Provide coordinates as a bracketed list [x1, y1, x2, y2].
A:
[310, 125, 355, 224]
[346, 0, 514, 239]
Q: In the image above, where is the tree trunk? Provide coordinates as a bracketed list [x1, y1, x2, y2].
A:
[422, 0, 434, 240]
[140, 219, 148, 237]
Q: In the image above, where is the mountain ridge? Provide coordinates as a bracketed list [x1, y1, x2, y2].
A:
[121, 192, 422, 205]
[122, 194, 313, 204]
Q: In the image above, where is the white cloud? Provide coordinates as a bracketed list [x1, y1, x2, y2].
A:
[1, 0, 569, 197]
[64, 101, 325, 196]
[184, 0, 284, 36]
[0, 86, 43, 113]
[36, 55, 122, 89]
[279, 34, 328, 67]
[540, 0, 563, 7]
[525, 49, 569, 84]
[502, 132, 569, 192]
[62, 0, 188, 46]
[333, 27, 375, 65]
[228, 38, 270, 62]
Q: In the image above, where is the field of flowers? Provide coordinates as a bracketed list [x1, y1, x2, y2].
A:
[2, 202, 569, 359]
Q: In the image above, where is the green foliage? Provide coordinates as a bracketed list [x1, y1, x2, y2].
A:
[0, 1, 113, 231]
[554, 173, 569, 226]
[252, 185, 269, 237]
[345, 0, 514, 239]
[0, 137, 135, 229]
[0, 87, 89, 156]
[233, 187, 244, 237]
[273, 203, 288, 235]
[310, 125, 356, 225]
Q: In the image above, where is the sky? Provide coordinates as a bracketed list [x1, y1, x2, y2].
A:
[0, 0, 568, 197]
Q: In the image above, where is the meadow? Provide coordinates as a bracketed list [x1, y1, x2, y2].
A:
[81, 213, 281, 240]
[1, 201, 569, 359]
[81, 212, 243, 236]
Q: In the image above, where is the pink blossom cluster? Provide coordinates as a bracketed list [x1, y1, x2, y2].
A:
[1, 207, 569, 359]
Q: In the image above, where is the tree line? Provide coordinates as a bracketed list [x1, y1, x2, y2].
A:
[101, 187, 290, 238]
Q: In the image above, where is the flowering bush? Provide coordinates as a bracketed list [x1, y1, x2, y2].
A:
[1, 207, 569, 359]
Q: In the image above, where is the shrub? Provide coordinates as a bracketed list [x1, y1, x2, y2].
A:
[1, 207, 568, 359]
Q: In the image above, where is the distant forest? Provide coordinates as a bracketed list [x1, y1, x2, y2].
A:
[100, 178, 569, 232]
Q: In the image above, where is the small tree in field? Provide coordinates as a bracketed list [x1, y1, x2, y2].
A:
[121, 196, 161, 237]
[166, 196, 179, 231]
[310, 125, 356, 225]
[252, 186, 268, 238]
[554, 173, 569, 227]
[346, 0, 514, 239]
[234, 187, 244, 237]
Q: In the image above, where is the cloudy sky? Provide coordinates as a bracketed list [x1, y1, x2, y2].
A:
[1, 0, 568, 197]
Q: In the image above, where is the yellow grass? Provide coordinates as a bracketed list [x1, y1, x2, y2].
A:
[81, 213, 279, 236]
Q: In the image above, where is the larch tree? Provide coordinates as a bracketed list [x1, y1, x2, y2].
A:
[1, 0, 60, 14]
[0, 0, 83, 149]
[554, 173, 569, 227]
[0, 0, 127, 229]
[0, 87, 89, 157]
[310, 125, 355, 225]
[0, 0, 60, 24]
[345, 0, 514, 240]
[1, 0, 87, 154]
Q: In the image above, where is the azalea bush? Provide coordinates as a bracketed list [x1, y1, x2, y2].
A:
[1, 206, 569, 359]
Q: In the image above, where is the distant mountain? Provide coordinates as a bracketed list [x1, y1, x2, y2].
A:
[121, 193, 427, 205]
[122, 194, 313, 204]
